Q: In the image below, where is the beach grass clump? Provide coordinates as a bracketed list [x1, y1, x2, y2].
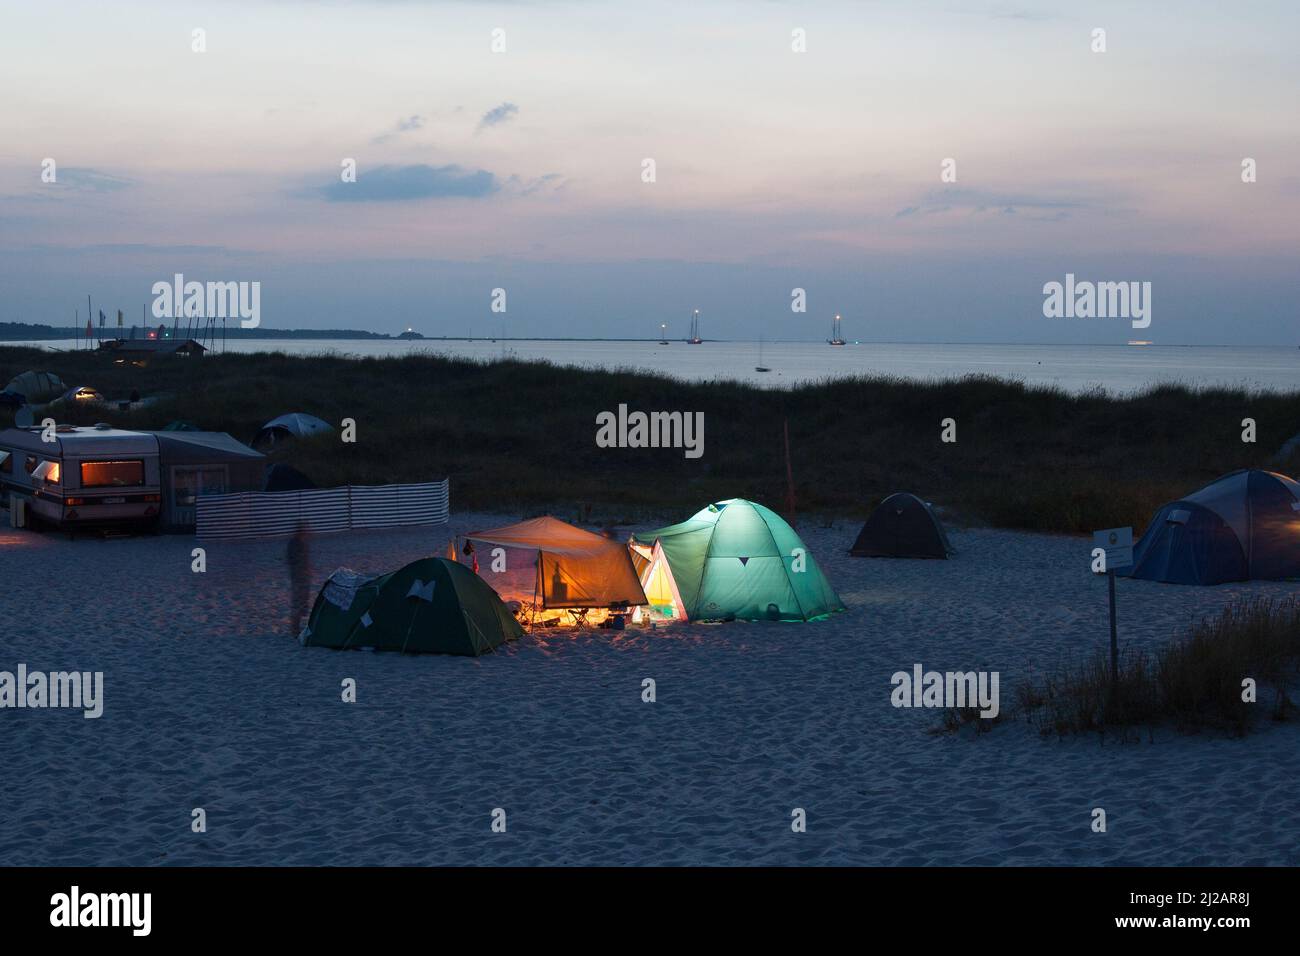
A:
[937, 704, 1004, 734]
[1017, 597, 1300, 738]
[1158, 597, 1299, 729]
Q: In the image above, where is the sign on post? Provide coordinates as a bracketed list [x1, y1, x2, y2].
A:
[1092, 526, 1133, 573]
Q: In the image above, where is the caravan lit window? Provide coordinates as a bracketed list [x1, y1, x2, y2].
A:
[32, 460, 61, 483]
[81, 460, 145, 488]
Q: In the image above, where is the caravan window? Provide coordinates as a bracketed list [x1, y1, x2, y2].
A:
[24, 455, 37, 475]
[0, 450, 10, 474]
[81, 459, 145, 488]
[32, 460, 61, 483]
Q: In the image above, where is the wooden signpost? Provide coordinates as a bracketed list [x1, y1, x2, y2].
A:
[1092, 527, 1134, 682]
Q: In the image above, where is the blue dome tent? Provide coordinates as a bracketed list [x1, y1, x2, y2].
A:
[1123, 470, 1300, 585]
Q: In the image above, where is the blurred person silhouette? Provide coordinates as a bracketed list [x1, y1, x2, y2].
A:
[287, 520, 312, 637]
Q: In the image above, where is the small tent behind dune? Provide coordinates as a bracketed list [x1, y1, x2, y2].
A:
[301, 557, 522, 655]
[632, 498, 844, 622]
[253, 412, 333, 447]
[850, 492, 953, 559]
[1, 370, 66, 406]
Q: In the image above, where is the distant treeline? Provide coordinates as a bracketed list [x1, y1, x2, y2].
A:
[0, 322, 398, 341]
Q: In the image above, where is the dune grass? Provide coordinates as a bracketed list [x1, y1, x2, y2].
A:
[1015, 597, 1300, 738]
[3, 344, 1299, 531]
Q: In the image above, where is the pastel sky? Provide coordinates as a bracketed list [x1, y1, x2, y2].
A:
[1, 0, 1297, 343]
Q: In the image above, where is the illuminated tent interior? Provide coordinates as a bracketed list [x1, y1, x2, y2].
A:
[51, 385, 106, 407]
[1122, 469, 1300, 585]
[632, 498, 844, 622]
[629, 539, 689, 622]
[456, 516, 647, 627]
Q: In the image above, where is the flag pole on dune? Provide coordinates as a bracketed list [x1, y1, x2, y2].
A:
[783, 417, 797, 527]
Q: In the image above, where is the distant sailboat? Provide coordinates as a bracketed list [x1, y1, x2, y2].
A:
[688, 309, 703, 344]
[755, 335, 770, 373]
[828, 313, 846, 346]
[658, 322, 670, 345]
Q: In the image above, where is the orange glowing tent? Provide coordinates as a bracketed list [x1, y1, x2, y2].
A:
[459, 516, 648, 625]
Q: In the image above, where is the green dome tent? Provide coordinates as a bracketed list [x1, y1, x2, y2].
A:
[632, 499, 844, 622]
[301, 557, 523, 655]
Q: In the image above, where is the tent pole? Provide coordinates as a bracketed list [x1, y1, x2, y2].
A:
[531, 554, 541, 632]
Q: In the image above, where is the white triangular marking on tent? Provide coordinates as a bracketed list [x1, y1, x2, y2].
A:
[360, 612, 372, 628]
[406, 579, 436, 602]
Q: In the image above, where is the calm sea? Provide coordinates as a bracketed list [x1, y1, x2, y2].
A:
[10, 339, 1299, 395]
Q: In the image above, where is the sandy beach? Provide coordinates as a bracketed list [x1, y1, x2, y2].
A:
[2, 514, 1298, 866]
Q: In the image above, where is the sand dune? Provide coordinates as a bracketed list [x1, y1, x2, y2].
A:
[2, 515, 1298, 866]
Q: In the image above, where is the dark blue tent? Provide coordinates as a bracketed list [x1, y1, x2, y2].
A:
[263, 463, 317, 492]
[850, 492, 953, 559]
[1124, 470, 1300, 585]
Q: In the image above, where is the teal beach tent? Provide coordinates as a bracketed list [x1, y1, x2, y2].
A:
[632, 499, 844, 621]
